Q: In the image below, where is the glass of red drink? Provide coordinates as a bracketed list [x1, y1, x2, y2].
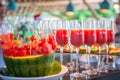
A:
[70, 20, 84, 76]
[84, 19, 97, 76]
[105, 19, 115, 71]
[96, 19, 107, 73]
[56, 20, 69, 64]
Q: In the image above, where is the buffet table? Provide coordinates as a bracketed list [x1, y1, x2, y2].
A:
[1, 51, 120, 80]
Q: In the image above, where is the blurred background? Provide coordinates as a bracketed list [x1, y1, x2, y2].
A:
[0, 0, 120, 32]
[0, 0, 120, 20]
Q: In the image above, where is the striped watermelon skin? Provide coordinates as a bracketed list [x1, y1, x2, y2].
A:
[3, 52, 55, 77]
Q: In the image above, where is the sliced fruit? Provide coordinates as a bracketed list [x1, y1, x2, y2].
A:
[16, 47, 27, 57]
[7, 33, 14, 40]
[47, 34, 57, 50]
[41, 42, 53, 56]
[12, 40, 22, 46]
[30, 36, 36, 42]
[38, 37, 47, 46]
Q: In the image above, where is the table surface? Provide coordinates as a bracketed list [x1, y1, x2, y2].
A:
[1, 50, 120, 80]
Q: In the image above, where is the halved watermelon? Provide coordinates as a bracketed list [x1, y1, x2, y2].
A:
[3, 52, 55, 77]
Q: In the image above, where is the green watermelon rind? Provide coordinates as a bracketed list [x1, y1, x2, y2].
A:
[3, 52, 55, 77]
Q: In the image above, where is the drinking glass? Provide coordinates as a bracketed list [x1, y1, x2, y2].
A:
[38, 20, 56, 36]
[84, 19, 96, 76]
[70, 20, 84, 71]
[96, 19, 107, 73]
[70, 20, 84, 78]
[105, 19, 115, 70]
[55, 20, 69, 64]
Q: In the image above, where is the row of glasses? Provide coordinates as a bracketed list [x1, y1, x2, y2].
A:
[54, 19, 115, 79]
[54, 20, 84, 79]
[95, 19, 115, 73]
[55, 20, 92, 78]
